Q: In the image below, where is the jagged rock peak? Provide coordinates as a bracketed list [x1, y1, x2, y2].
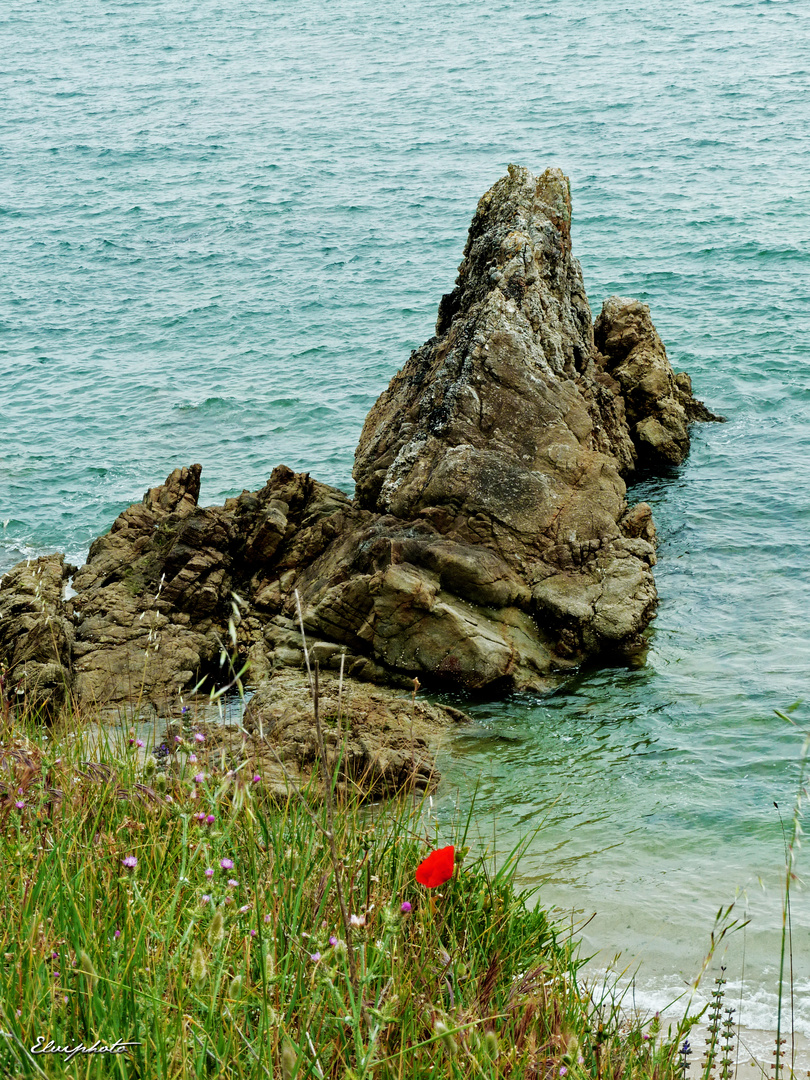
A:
[353, 164, 601, 517]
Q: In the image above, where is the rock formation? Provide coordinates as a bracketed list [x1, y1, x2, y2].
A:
[0, 166, 721, 721]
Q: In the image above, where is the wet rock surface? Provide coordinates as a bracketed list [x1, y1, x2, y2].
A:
[1, 166, 721, 729]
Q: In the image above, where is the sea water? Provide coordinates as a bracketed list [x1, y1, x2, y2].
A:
[3, 0, 809, 1037]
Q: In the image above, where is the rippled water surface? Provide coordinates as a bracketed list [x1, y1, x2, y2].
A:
[3, 0, 809, 1034]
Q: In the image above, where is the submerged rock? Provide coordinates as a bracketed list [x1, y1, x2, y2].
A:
[1, 165, 721, 718]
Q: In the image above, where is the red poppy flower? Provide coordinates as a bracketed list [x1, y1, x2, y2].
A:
[415, 845, 455, 888]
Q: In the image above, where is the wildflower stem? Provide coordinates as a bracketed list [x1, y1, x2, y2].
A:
[313, 658, 360, 1005]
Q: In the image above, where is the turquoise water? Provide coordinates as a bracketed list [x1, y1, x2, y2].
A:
[3, 0, 809, 1033]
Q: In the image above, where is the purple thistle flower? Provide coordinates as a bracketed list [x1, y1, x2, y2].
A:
[194, 732, 205, 743]
[401, 901, 412, 913]
[114, 929, 121, 939]
[220, 858, 234, 870]
[239, 904, 250, 913]
[250, 929, 257, 938]
[205, 814, 215, 825]
[329, 935, 338, 946]
[223, 895, 233, 905]
[194, 812, 206, 822]
[204, 867, 214, 878]
[310, 951, 321, 963]
[194, 773, 205, 784]
[136, 739, 145, 748]
[122, 855, 137, 869]
[252, 774, 261, 783]
[174, 735, 182, 744]
[188, 753, 197, 764]
[15, 800, 24, 810]
[264, 914, 271, 923]
[228, 878, 239, 888]
[201, 894, 212, 905]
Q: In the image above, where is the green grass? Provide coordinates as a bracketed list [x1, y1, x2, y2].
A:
[0, 705, 698, 1080]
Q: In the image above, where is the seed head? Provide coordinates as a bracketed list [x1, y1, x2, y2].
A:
[280, 1037, 298, 1080]
[190, 945, 207, 987]
[78, 950, 98, 992]
[208, 907, 225, 948]
[434, 1020, 457, 1056]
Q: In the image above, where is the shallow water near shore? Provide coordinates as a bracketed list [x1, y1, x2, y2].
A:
[3, 0, 810, 1045]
